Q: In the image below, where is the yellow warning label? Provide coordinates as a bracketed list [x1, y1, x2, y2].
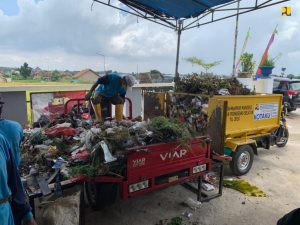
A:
[282, 7, 291, 16]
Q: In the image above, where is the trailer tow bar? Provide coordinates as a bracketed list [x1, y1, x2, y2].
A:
[182, 155, 231, 202]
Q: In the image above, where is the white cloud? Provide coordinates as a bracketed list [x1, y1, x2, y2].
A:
[278, 21, 299, 41]
[288, 51, 300, 59]
[0, 0, 299, 75]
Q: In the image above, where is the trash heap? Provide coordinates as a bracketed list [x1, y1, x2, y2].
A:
[176, 74, 253, 95]
[167, 94, 209, 135]
[20, 114, 193, 194]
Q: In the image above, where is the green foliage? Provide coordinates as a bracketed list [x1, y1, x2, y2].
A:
[167, 217, 183, 225]
[260, 53, 282, 67]
[185, 56, 222, 74]
[51, 70, 61, 81]
[69, 164, 98, 177]
[287, 74, 295, 79]
[30, 132, 48, 145]
[147, 116, 192, 144]
[176, 74, 252, 95]
[240, 52, 256, 74]
[260, 57, 275, 67]
[150, 69, 161, 74]
[19, 62, 32, 79]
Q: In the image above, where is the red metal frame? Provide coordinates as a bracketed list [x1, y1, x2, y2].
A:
[76, 137, 212, 199]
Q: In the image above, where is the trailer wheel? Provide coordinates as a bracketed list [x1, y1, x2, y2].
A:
[230, 145, 254, 176]
[276, 129, 289, 148]
[84, 182, 118, 210]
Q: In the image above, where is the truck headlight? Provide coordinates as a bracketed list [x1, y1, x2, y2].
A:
[129, 180, 149, 193]
[193, 164, 207, 174]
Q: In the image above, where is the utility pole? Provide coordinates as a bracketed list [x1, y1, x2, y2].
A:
[96, 53, 106, 72]
[174, 20, 183, 88]
[232, 0, 240, 77]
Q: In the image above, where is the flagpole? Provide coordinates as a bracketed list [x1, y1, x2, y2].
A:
[232, 0, 240, 77]
[235, 27, 250, 75]
[255, 25, 278, 77]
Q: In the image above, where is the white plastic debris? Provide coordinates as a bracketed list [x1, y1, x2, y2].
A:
[183, 197, 201, 211]
[105, 128, 114, 135]
[90, 127, 101, 134]
[182, 211, 193, 219]
[201, 182, 215, 192]
[218, 88, 230, 95]
[100, 141, 117, 163]
[34, 145, 49, 151]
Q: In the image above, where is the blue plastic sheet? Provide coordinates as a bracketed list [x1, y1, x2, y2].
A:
[121, 0, 235, 19]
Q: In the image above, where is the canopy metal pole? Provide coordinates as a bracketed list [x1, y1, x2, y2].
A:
[174, 20, 183, 88]
[232, 0, 240, 77]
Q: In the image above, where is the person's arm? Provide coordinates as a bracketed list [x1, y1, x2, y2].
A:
[6, 147, 36, 225]
[85, 75, 109, 100]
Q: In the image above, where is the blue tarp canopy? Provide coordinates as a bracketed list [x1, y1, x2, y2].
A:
[120, 0, 235, 19]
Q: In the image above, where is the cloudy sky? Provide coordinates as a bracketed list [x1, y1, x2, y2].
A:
[0, 0, 298, 75]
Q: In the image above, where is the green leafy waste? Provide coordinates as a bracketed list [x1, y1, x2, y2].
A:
[69, 164, 99, 177]
[223, 179, 267, 197]
[147, 116, 193, 144]
[167, 217, 183, 225]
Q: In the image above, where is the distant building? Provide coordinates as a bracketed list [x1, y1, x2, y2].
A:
[32, 67, 42, 75]
[32, 71, 51, 81]
[139, 72, 152, 83]
[139, 71, 165, 83]
[0, 75, 7, 82]
[60, 70, 73, 80]
[11, 70, 20, 75]
[73, 69, 100, 83]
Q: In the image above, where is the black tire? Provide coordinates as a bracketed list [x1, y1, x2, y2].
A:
[276, 129, 289, 147]
[230, 145, 254, 176]
[84, 182, 118, 210]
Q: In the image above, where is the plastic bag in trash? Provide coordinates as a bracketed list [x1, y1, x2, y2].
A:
[100, 141, 117, 163]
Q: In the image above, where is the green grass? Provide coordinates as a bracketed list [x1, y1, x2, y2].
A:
[0, 80, 92, 86]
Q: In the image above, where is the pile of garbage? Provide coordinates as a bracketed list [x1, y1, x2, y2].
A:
[20, 114, 194, 194]
[167, 94, 209, 135]
[176, 74, 253, 95]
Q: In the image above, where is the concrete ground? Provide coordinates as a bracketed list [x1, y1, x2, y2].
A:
[86, 111, 300, 225]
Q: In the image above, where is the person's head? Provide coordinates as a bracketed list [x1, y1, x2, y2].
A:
[122, 74, 136, 89]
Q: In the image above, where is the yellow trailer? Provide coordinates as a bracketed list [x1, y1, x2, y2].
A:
[143, 92, 288, 176]
[208, 94, 288, 175]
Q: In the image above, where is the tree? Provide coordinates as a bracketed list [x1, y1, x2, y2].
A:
[185, 56, 222, 74]
[287, 74, 294, 79]
[51, 70, 61, 81]
[150, 69, 161, 74]
[19, 62, 32, 79]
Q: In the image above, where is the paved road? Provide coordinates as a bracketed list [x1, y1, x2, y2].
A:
[86, 111, 300, 225]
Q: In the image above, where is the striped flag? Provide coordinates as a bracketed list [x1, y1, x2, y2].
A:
[256, 26, 278, 77]
[235, 28, 251, 74]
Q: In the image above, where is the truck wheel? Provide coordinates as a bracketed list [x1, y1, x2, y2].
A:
[276, 129, 289, 148]
[230, 145, 254, 176]
[84, 182, 118, 210]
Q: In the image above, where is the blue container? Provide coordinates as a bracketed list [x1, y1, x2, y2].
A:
[259, 66, 274, 77]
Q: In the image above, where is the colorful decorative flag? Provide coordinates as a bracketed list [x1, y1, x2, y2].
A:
[255, 26, 278, 78]
[235, 28, 251, 75]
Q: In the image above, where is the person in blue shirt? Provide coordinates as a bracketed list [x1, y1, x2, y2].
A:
[0, 98, 37, 225]
[0, 100, 23, 167]
[0, 133, 37, 225]
[85, 72, 136, 121]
